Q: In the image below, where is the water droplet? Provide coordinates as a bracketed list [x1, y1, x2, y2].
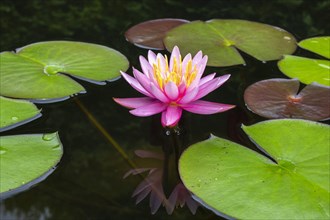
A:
[242, 63, 247, 66]
[165, 130, 171, 136]
[262, 61, 267, 64]
[283, 36, 291, 40]
[42, 134, 55, 141]
[11, 116, 18, 121]
[0, 147, 7, 155]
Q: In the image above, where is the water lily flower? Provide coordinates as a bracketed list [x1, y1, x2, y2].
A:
[114, 46, 235, 127]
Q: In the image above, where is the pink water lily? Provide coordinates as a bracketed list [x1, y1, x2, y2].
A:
[114, 46, 235, 127]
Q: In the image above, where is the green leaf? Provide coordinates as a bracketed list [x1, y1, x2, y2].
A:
[164, 19, 296, 67]
[278, 55, 330, 86]
[298, 37, 330, 59]
[0, 41, 129, 101]
[179, 119, 330, 219]
[0, 133, 63, 198]
[0, 96, 42, 132]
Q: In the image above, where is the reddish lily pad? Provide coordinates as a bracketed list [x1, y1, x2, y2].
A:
[244, 78, 330, 121]
[125, 18, 189, 50]
[164, 19, 296, 66]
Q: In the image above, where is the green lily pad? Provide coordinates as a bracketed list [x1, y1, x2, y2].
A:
[278, 55, 330, 86]
[0, 133, 63, 199]
[298, 36, 330, 59]
[0, 41, 129, 102]
[164, 19, 296, 67]
[179, 119, 329, 219]
[0, 96, 42, 132]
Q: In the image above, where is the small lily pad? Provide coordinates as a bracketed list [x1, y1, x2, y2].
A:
[298, 36, 330, 59]
[278, 36, 330, 86]
[0, 133, 63, 199]
[164, 19, 296, 66]
[125, 18, 189, 50]
[244, 78, 330, 121]
[0, 41, 129, 102]
[278, 55, 330, 86]
[0, 96, 42, 132]
[179, 119, 330, 219]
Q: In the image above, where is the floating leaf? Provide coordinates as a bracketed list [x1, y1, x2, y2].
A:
[278, 55, 330, 86]
[0, 41, 129, 102]
[298, 36, 330, 59]
[0, 133, 63, 199]
[164, 19, 296, 66]
[125, 18, 189, 50]
[0, 96, 42, 132]
[179, 119, 330, 219]
[244, 78, 330, 121]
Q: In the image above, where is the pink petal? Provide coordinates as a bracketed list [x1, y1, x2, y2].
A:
[185, 56, 208, 90]
[135, 187, 152, 204]
[181, 53, 192, 74]
[130, 102, 167, 117]
[133, 68, 154, 94]
[182, 100, 235, 114]
[148, 50, 157, 64]
[196, 55, 208, 77]
[199, 73, 216, 86]
[123, 168, 151, 179]
[170, 46, 181, 72]
[113, 97, 154, 109]
[150, 83, 169, 103]
[193, 74, 231, 101]
[164, 81, 179, 100]
[121, 71, 152, 97]
[156, 53, 167, 74]
[161, 106, 182, 127]
[139, 56, 153, 78]
[178, 87, 199, 104]
[192, 51, 203, 65]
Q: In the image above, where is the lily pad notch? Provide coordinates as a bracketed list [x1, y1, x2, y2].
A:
[0, 132, 64, 200]
[179, 119, 330, 219]
[0, 41, 129, 103]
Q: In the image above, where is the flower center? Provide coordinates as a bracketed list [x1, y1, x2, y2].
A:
[152, 55, 197, 89]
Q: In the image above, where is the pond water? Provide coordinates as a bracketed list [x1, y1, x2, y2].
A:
[0, 0, 329, 219]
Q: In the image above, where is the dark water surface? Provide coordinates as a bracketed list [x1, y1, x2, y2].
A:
[0, 0, 329, 219]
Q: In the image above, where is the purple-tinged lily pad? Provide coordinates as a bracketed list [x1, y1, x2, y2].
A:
[244, 78, 330, 121]
[125, 18, 189, 50]
[164, 19, 296, 67]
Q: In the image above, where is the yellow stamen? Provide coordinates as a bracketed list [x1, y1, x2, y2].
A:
[152, 54, 198, 90]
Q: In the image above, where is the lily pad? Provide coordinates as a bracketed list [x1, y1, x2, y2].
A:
[125, 18, 189, 50]
[0, 133, 63, 199]
[298, 36, 330, 59]
[278, 36, 330, 86]
[179, 119, 330, 219]
[0, 96, 42, 132]
[164, 19, 296, 67]
[244, 78, 330, 121]
[278, 55, 330, 86]
[0, 41, 129, 102]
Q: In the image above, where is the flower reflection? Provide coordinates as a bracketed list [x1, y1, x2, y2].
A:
[124, 150, 199, 215]
[114, 46, 235, 127]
